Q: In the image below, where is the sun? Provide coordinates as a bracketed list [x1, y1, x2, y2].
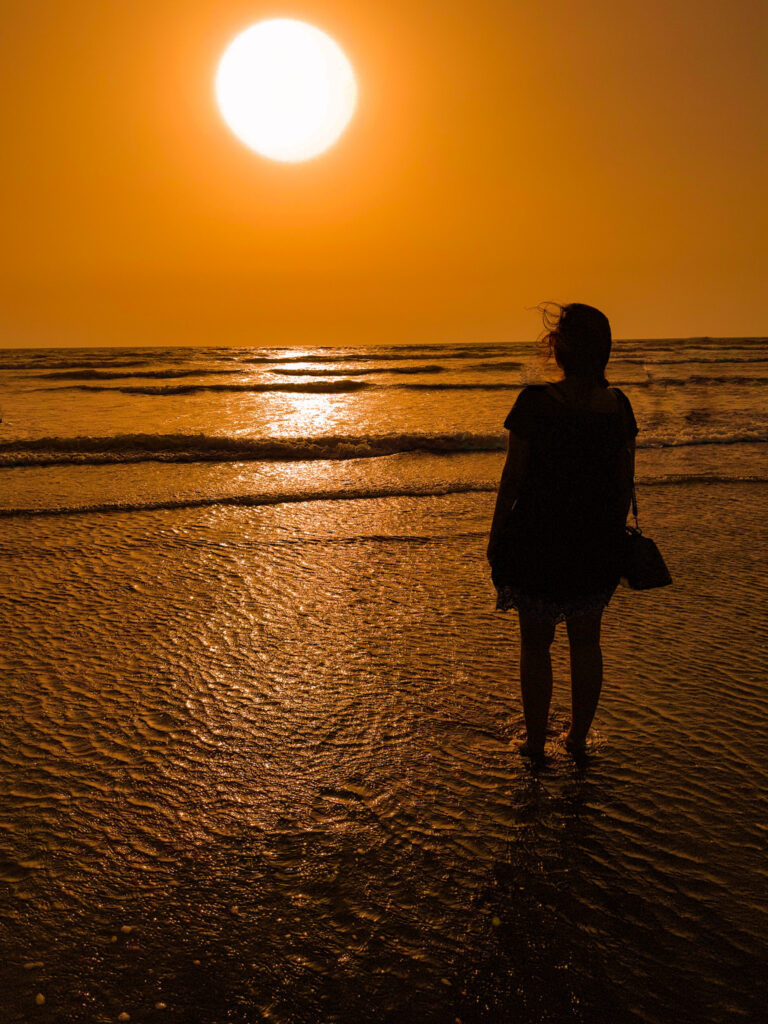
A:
[215, 19, 357, 163]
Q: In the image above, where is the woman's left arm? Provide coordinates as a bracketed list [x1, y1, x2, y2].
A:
[487, 432, 529, 562]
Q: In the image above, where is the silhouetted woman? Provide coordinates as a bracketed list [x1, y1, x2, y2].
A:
[487, 303, 637, 757]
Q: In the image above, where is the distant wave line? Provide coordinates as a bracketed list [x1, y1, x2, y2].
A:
[32, 364, 447, 382]
[401, 375, 768, 389]
[237, 346, 519, 366]
[0, 358, 155, 372]
[37, 367, 240, 381]
[268, 364, 445, 377]
[0, 473, 765, 519]
[617, 355, 768, 367]
[1, 337, 765, 374]
[39, 371, 768, 396]
[62, 379, 374, 395]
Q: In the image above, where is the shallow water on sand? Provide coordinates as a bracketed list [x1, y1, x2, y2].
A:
[1, 484, 766, 1023]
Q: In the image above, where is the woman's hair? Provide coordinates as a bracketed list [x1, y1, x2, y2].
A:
[538, 302, 612, 387]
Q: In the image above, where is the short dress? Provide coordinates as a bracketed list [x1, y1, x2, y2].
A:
[492, 385, 638, 623]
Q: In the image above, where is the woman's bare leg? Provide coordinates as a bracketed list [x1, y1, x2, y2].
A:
[518, 613, 556, 754]
[565, 609, 603, 749]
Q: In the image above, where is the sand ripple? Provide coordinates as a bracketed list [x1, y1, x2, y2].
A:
[0, 485, 766, 1023]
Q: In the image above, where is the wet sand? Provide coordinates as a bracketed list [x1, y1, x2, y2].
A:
[0, 483, 766, 1023]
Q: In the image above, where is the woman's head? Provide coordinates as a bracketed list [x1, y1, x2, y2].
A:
[539, 302, 612, 386]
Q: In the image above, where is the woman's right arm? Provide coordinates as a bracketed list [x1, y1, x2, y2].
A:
[612, 388, 637, 521]
[487, 432, 529, 562]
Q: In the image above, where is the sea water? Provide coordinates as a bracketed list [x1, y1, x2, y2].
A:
[0, 338, 766, 1023]
[0, 336, 766, 513]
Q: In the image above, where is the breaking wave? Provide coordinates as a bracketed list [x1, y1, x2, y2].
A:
[65, 379, 374, 396]
[1, 429, 766, 468]
[0, 432, 504, 467]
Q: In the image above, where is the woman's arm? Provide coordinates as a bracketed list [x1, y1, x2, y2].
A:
[616, 437, 636, 521]
[487, 432, 529, 562]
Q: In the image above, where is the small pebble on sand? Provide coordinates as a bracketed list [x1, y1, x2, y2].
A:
[120, 925, 134, 934]
[35, 993, 46, 1006]
[155, 1002, 167, 1010]
[193, 959, 201, 966]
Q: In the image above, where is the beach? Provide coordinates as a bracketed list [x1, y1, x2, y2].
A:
[1, 341, 767, 1022]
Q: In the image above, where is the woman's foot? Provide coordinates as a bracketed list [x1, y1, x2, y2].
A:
[518, 740, 546, 760]
[564, 734, 587, 755]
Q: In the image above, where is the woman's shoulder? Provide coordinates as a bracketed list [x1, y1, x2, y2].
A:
[609, 385, 637, 415]
[503, 385, 548, 435]
[609, 386, 639, 438]
[514, 384, 550, 406]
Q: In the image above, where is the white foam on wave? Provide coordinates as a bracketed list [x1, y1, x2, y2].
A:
[1, 428, 766, 468]
[0, 432, 506, 467]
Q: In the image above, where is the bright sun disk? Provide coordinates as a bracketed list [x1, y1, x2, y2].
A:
[215, 19, 357, 162]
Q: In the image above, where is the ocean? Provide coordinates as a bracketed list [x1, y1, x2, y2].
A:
[1, 338, 766, 1023]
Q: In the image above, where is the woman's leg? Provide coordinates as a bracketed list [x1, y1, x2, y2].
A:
[565, 608, 603, 749]
[518, 612, 556, 754]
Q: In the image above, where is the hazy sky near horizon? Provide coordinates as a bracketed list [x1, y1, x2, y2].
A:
[0, 0, 765, 348]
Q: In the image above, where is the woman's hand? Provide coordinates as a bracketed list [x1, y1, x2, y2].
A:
[486, 534, 502, 565]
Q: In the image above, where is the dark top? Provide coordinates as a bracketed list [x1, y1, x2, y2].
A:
[493, 384, 638, 601]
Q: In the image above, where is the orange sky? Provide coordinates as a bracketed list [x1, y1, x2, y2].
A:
[0, 0, 765, 347]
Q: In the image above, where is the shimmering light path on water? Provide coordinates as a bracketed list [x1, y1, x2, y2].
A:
[0, 485, 766, 1023]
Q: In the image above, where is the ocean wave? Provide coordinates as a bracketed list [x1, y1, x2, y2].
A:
[38, 368, 239, 381]
[0, 432, 504, 467]
[404, 374, 768, 389]
[268, 364, 445, 377]
[0, 357, 154, 372]
[65, 379, 373, 396]
[0, 482, 499, 518]
[239, 346, 516, 366]
[643, 431, 768, 448]
[41, 372, 768, 397]
[0, 430, 766, 468]
[466, 361, 524, 371]
[617, 355, 768, 367]
[0, 473, 765, 519]
[2, 339, 764, 375]
[395, 380, 647, 391]
[645, 374, 768, 386]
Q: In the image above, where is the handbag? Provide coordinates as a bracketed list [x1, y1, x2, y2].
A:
[621, 486, 672, 590]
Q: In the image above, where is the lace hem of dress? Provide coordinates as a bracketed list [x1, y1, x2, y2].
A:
[495, 585, 616, 624]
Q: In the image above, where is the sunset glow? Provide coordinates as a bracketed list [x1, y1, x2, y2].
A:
[0, 1, 764, 344]
[215, 19, 357, 162]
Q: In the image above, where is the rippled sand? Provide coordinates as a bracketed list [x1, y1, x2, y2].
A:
[0, 484, 766, 1023]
